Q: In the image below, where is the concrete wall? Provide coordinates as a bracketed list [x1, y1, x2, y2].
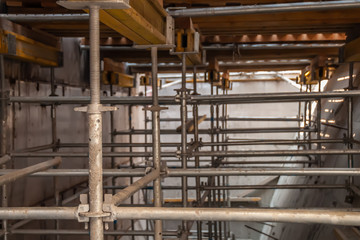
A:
[2, 38, 146, 240]
[155, 78, 300, 239]
[260, 63, 360, 240]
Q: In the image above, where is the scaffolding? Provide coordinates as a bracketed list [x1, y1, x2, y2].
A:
[0, 3, 360, 240]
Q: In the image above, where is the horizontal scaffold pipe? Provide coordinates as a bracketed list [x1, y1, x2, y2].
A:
[113, 207, 360, 226]
[153, 117, 302, 122]
[56, 139, 345, 148]
[0, 168, 360, 177]
[0, 207, 359, 226]
[168, 1, 360, 17]
[9, 90, 360, 105]
[112, 127, 316, 135]
[10, 149, 360, 158]
[0, 207, 77, 220]
[10, 229, 178, 236]
[0, 157, 61, 186]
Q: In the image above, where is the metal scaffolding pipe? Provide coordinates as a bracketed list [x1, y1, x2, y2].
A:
[104, 184, 346, 191]
[155, 117, 302, 122]
[56, 138, 344, 148]
[10, 148, 360, 158]
[180, 54, 188, 212]
[9, 90, 360, 105]
[191, 90, 360, 104]
[0, 14, 89, 22]
[192, 149, 360, 157]
[0, 157, 61, 186]
[0, 207, 77, 220]
[113, 207, 360, 225]
[112, 127, 316, 135]
[202, 184, 347, 190]
[168, 168, 360, 177]
[10, 229, 178, 236]
[168, 0, 360, 18]
[88, 6, 104, 240]
[0, 167, 358, 177]
[112, 170, 160, 206]
[151, 46, 163, 240]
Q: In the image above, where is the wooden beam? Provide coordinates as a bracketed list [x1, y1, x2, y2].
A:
[85, 0, 168, 45]
[0, 17, 61, 66]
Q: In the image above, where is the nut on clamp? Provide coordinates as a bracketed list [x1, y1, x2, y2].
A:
[74, 103, 118, 113]
[102, 194, 116, 230]
[77, 194, 112, 230]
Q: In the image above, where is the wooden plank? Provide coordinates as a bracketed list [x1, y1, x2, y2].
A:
[83, 0, 168, 45]
[106, 8, 166, 44]
[0, 17, 59, 48]
[0, 30, 61, 66]
[87, 9, 150, 45]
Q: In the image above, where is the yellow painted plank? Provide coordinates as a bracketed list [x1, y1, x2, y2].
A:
[85, 9, 151, 45]
[0, 30, 60, 66]
[106, 8, 166, 44]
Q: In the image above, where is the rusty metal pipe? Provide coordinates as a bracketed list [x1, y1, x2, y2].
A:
[0, 157, 61, 186]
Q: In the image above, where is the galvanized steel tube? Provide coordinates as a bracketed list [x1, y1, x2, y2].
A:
[0, 157, 61, 186]
[88, 6, 104, 240]
[168, 0, 360, 18]
[151, 47, 163, 240]
[113, 207, 360, 225]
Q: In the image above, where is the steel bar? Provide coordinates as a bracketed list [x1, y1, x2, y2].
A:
[112, 170, 160, 206]
[0, 207, 77, 220]
[192, 149, 360, 157]
[168, 0, 360, 18]
[9, 90, 360, 105]
[10, 229, 178, 236]
[180, 54, 188, 236]
[104, 184, 346, 191]
[88, 6, 104, 240]
[13, 143, 56, 153]
[113, 127, 316, 135]
[58, 142, 179, 148]
[0, 54, 8, 240]
[202, 184, 347, 190]
[221, 160, 315, 165]
[168, 168, 360, 177]
[10, 149, 360, 158]
[0, 157, 61, 186]
[192, 66, 202, 240]
[0, 14, 89, 22]
[56, 138, 345, 148]
[113, 207, 360, 225]
[0, 168, 360, 177]
[204, 139, 344, 146]
[348, 62, 354, 185]
[151, 47, 163, 240]
[154, 117, 302, 122]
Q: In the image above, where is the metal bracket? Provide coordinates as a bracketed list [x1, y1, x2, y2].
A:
[74, 104, 118, 113]
[103, 194, 116, 223]
[57, 0, 130, 9]
[142, 106, 168, 112]
[133, 44, 175, 50]
[77, 194, 90, 223]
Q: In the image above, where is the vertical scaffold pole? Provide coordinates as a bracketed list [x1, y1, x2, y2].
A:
[151, 47, 163, 240]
